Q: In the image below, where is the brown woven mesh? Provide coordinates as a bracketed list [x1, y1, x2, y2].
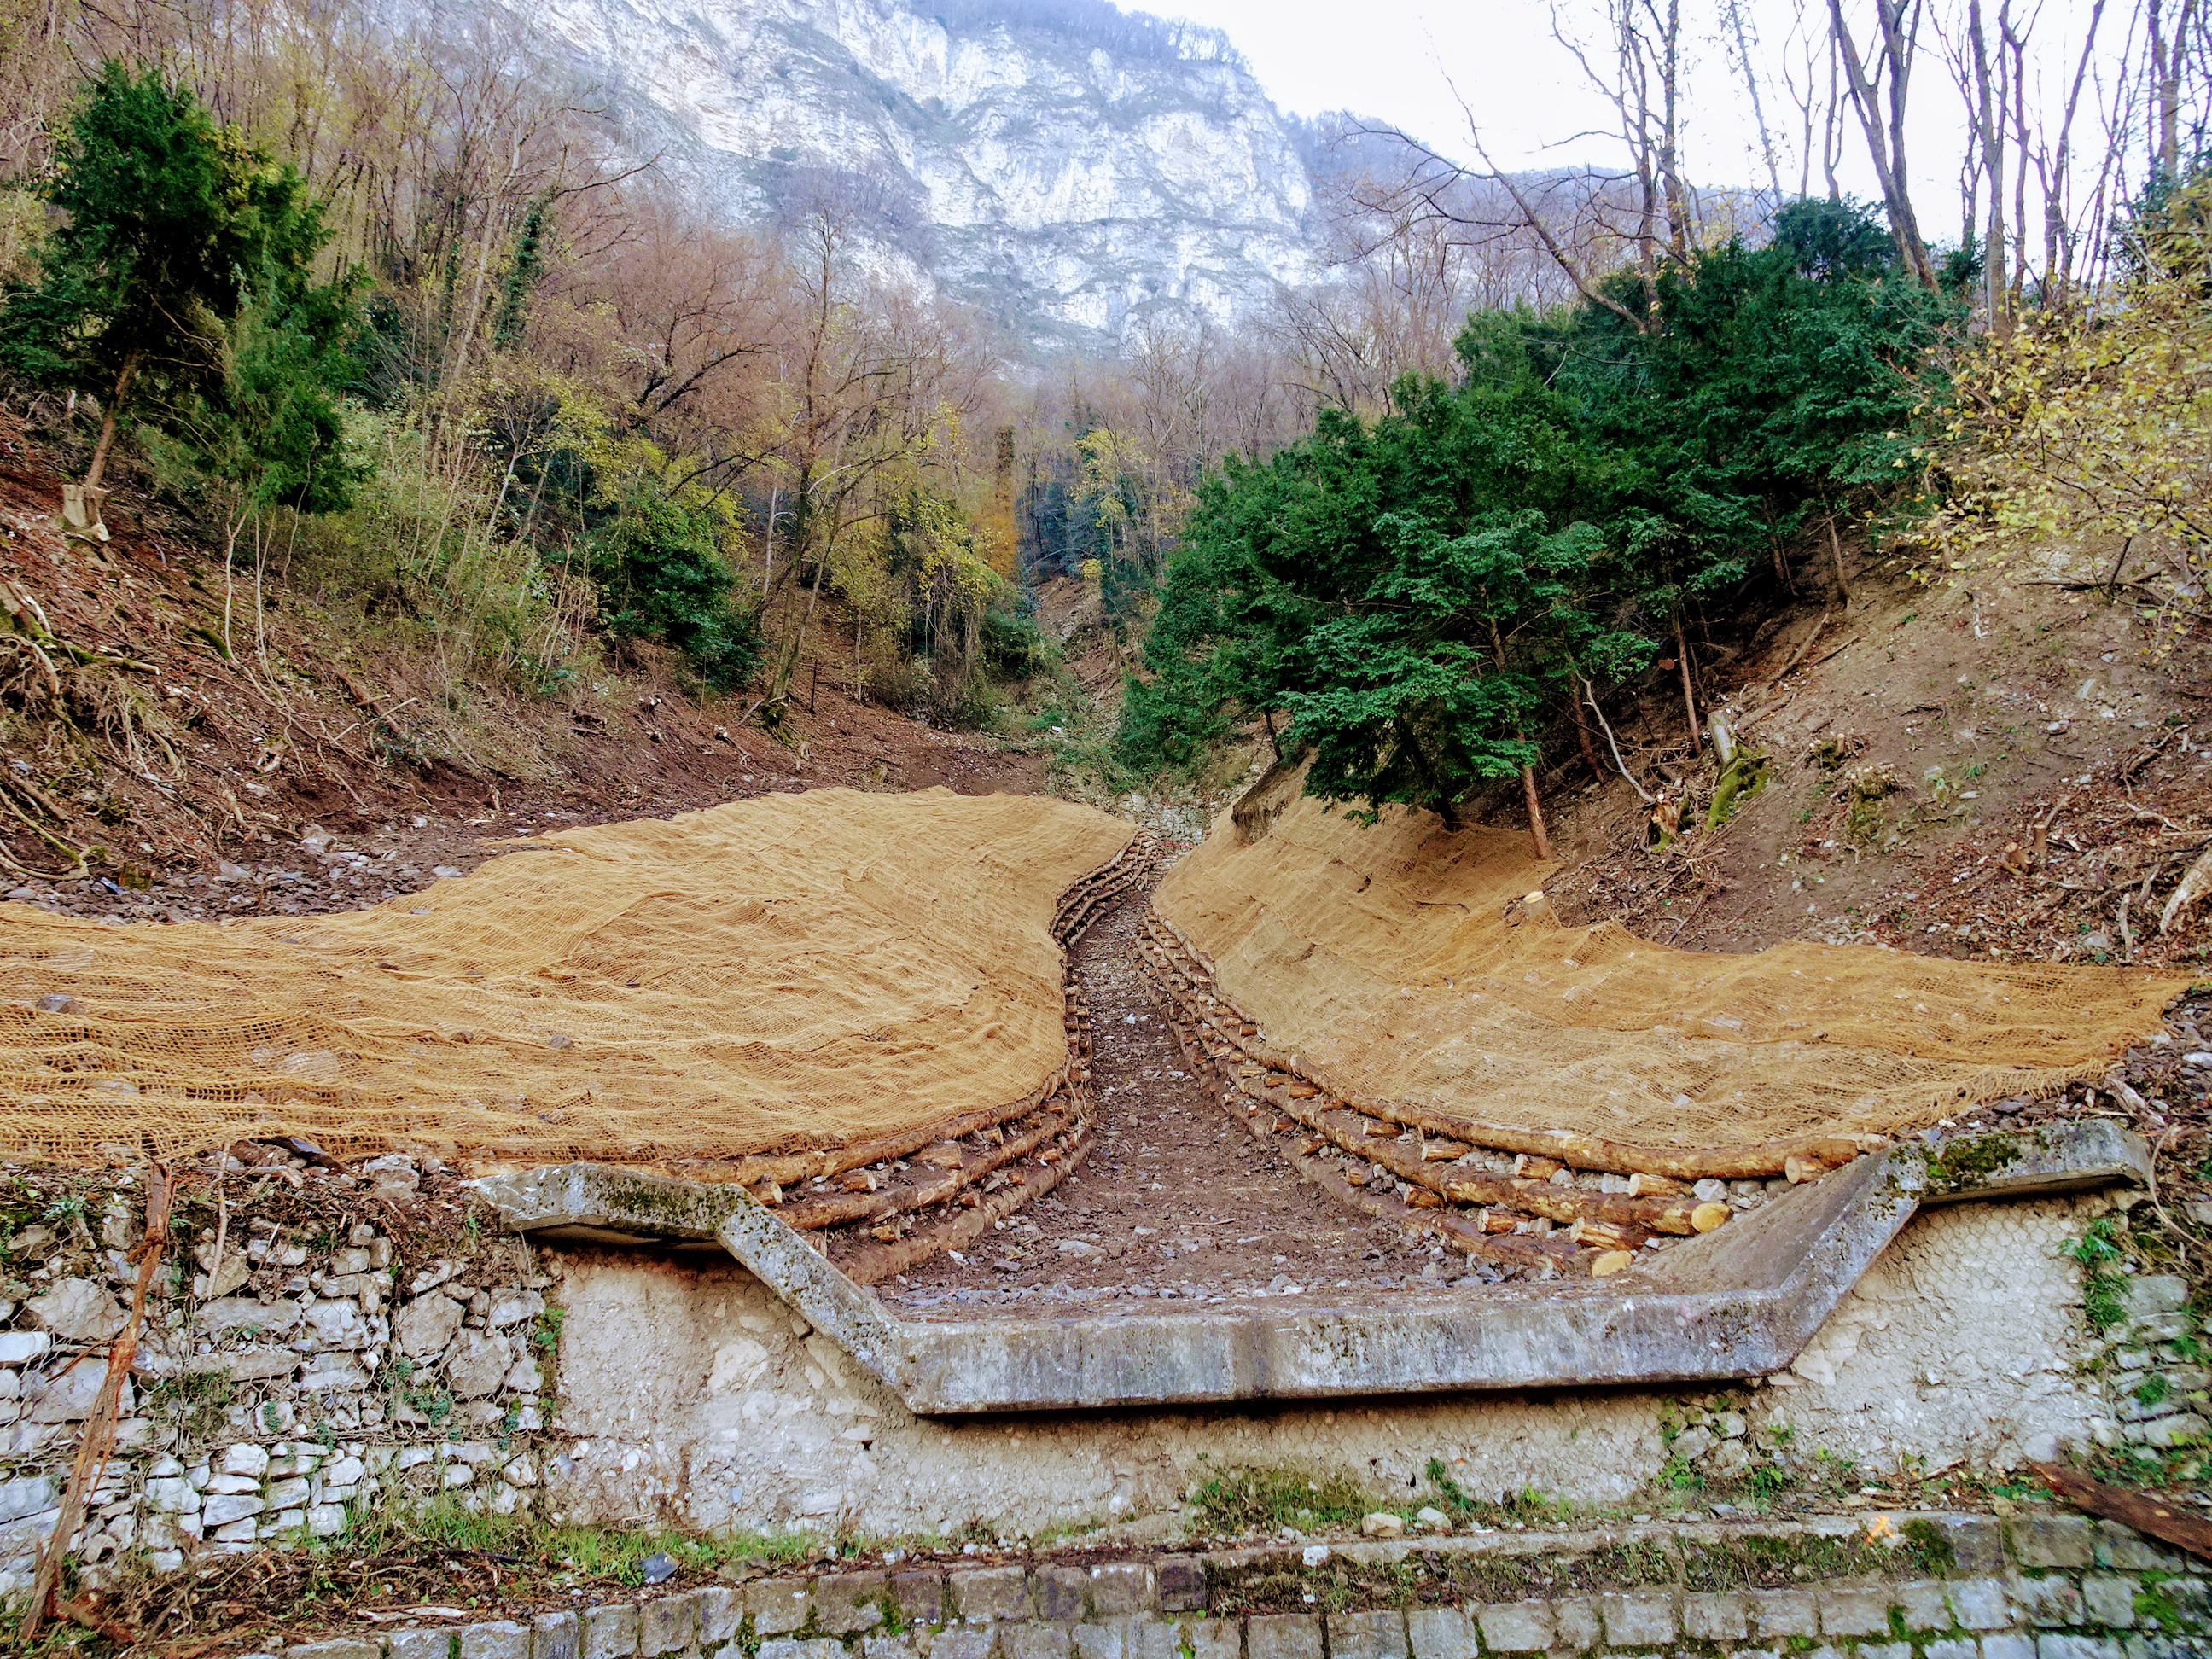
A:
[1155, 795, 2187, 1149]
[0, 789, 1131, 1168]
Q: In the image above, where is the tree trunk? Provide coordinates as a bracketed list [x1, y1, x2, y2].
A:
[1674, 611, 1701, 754]
[1520, 761, 1551, 862]
[1569, 691, 1603, 778]
[1968, 0, 2009, 333]
[84, 353, 139, 490]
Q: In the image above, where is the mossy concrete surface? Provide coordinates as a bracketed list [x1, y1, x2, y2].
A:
[472, 1121, 2150, 1415]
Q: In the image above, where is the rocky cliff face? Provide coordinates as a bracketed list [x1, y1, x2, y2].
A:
[518, 0, 1318, 346]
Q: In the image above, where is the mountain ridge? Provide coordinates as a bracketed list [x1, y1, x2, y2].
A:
[488, 0, 1326, 347]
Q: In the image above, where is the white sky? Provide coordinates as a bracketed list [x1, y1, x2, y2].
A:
[1158, 0, 2130, 248]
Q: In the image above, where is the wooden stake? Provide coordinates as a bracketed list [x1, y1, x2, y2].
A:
[2026, 1462, 2212, 1563]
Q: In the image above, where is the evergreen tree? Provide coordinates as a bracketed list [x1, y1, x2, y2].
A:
[0, 61, 337, 488]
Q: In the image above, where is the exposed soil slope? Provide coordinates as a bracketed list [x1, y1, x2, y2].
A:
[0, 413, 1042, 923]
[1543, 563, 2210, 972]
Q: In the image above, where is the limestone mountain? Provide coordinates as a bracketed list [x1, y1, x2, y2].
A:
[510, 0, 1322, 348]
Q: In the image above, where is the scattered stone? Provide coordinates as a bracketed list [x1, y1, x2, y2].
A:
[640, 1551, 678, 1586]
[1358, 1511, 1405, 1539]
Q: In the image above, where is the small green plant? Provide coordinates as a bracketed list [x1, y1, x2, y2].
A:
[2070, 1217, 2131, 1331]
[533, 1304, 567, 1354]
[1900, 1517, 1956, 1573]
[2135, 1374, 2171, 1407]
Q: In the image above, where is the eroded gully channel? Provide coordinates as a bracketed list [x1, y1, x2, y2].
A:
[878, 867, 1511, 1317]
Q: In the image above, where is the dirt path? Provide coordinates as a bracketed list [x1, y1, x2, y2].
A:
[880, 869, 1494, 1317]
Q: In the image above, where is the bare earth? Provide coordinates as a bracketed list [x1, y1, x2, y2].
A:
[879, 868, 1498, 1317]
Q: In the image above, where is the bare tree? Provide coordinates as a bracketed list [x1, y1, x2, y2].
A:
[1829, 0, 1941, 284]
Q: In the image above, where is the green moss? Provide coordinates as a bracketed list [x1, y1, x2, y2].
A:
[1187, 1464, 1374, 1535]
[1681, 1527, 1953, 1592]
[1901, 1517, 1956, 1574]
[1922, 1132, 2023, 1194]
[600, 1174, 756, 1236]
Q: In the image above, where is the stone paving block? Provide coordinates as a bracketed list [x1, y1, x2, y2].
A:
[1130, 1621, 1180, 1659]
[1244, 1613, 1324, 1659]
[1950, 1578, 2012, 1630]
[892, 1571, 946, 1626]
[1404, 1606, 1475, 1659]
[1723, 1650, 1782, 1659]
[1860, 1644, 1913, 1659]
[1033, 1566, 1089, 1621]
[288, 1642, 382, 1659]
[2012, 1576, 2084, 1628]
[1072, 1621, 1125, 1659]
[696, 1589, 741, 1650]
[1157, 1557, 1207, 1614]
[1326, 1609, 1407, 1659]
[2129, 1638, 2212, 1659]
[756, 1642, 843, 1659]
[2096, 1523, 2186, 1573]
[461, 1621, 533, 1659]
[1895, 1580, 1951, 1632]
[1004, 1624, 1073, 1659]
[2038, 1637, 2127, 1659]
[584, 1605, 639, 1659]
[1551, 1597, 1602, 1651]
[2170, 1576, 2212, 1625]
[1185, 1617, 1240, 1659]
[1933, 1515, 2008, 1576]
[1817, 1585, 1895, 1639]
[1476, 1600, 1554, 1654]
[747, 1580, 814, 1638]
[863, 1639, 921, 1659]
[815, 1571, 889, 1634]
[2083, 1575, 2140, 1628]
[1924, 1641, 1977, 1659]
[639, 1593, 697, 1657]
[1746, 1589, 1819, 1640]
[533, 1610, 580, 1659]
[1600, 1591, 1675, 1645]
[929, 1628, 997, 1659]
[389, 1633, 454, 1659]
[1089, 1563, 1155, 1616]
[1982, 1637, 2037, 1659]
[2013, 1516, 2095, 1569]
[1684, 1592, 1749, 1642]
[954, 1567, 1033, 1622]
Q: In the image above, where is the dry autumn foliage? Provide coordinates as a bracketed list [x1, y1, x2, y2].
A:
[1918, 178, 2212, 648]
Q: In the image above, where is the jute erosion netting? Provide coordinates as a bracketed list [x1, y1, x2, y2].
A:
[1154, 793, 2191, 1154]
[0, 789, 1132, 1170]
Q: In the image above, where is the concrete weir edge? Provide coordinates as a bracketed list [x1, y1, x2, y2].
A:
[469, 1120, 2150, 1416]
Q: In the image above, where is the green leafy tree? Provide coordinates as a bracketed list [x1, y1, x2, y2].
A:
[588, 484, 761, 691]
[1120, 199, 1953, 830]
[0, 61, 329, 488]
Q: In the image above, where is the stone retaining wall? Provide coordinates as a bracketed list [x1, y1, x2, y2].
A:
[0, 1155, 552, 1599]
[248, 1513, 2206, 1659]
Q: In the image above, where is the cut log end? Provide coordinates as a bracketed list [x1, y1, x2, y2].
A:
[1589, 1249, 1635, 1277]
[1691, 1202, 1731, 1232]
